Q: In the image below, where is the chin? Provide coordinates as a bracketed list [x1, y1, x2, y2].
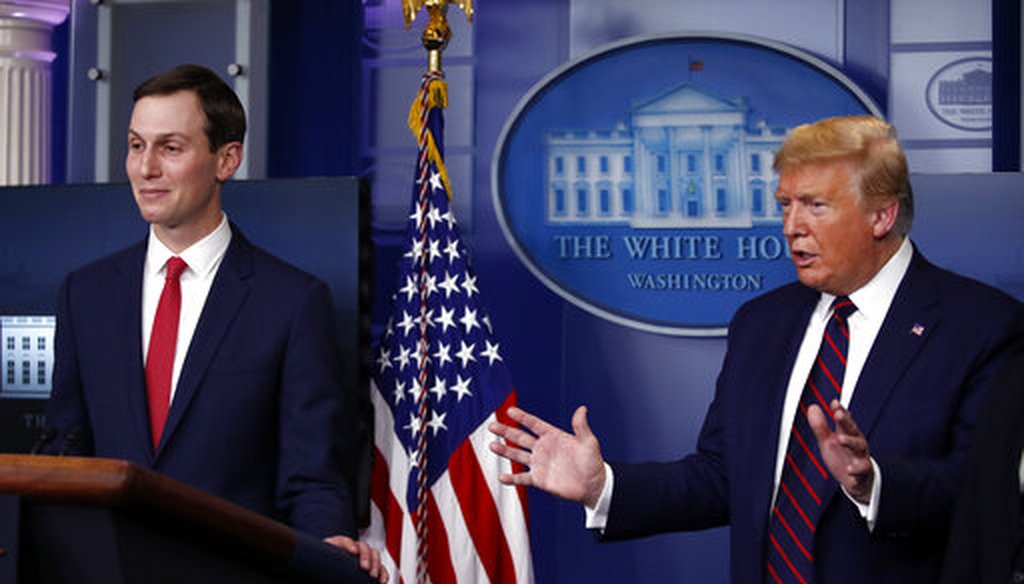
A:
[136, 208, 165, 225]
[796, 272, 821, 290]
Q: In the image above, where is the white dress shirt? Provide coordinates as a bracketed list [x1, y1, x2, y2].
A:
[142, 215, 232, 402]
[586, 237, 914, 530]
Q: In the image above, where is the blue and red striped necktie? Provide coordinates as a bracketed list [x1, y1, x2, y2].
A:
[766, 296, 857, 584]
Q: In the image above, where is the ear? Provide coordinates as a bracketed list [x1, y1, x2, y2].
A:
[871, 199, 899, 239]
[215, 141, 243, 182]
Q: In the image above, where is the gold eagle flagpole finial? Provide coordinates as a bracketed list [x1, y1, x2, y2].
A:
[402, 0, 473, 73]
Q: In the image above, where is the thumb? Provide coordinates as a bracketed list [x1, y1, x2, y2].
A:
[571, 405, 594, 440]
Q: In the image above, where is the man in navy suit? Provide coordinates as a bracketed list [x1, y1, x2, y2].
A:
[489, 115, 1024, 583]
[43, 64, 385, 582]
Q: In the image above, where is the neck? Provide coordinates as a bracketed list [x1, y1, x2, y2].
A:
[153, 212, 224, 254]
[842, 235, 905, 296]
[873, 234, 905, 271]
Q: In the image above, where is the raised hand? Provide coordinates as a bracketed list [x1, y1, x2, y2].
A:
[808, 399, 874, 504]
[488, 405, 607, 508]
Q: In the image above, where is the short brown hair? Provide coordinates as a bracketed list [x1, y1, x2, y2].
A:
[773, 115, 914, 235]
[133, 64, 246, 151]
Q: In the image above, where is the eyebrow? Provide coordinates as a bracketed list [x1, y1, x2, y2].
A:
[127, 129, 191, 142]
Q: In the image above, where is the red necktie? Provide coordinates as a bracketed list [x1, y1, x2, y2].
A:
[766, 297, 857, 584]
[145, 256, 188, 451]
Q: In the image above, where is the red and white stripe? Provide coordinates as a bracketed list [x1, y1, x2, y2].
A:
[364, 382, 533, 584]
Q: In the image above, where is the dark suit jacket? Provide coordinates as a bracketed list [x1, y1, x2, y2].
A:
[44, 226, 356, 538]
[603, 247, 1024, 583]
[941, 347, 1024, 583]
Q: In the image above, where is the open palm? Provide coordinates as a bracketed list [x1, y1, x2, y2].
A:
[489, 406, 607, 508]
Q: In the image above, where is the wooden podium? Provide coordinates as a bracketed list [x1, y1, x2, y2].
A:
[0, 454, 372, 584]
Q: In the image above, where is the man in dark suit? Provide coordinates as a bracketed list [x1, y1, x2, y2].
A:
[43, 64, 385, 582]
[941, 346, 1024, 583]
[488, 115, 1024, 583]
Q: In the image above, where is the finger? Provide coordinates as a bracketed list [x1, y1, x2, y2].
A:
[807, 404, 832, 443]
[325, 535, 358, 553]
[835, 432, 868, 455]
[507, 406, 557, 436]
[490, 418, 542, 449]
[831, 403, 864, 438]
[366, 546, 381, 579]
[846, 457, 873, 476]
[359, 544, 372, 570]
[491, 423, 538, 450]
[571, 405, 594, 440]
[498, 471, 533, 487]
[487, 420, 507, 437]
[489, 440, 531, 465]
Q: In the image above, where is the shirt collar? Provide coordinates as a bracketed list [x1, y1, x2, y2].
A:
[816, 237, 913, 322]
[146, 214, 232, 278]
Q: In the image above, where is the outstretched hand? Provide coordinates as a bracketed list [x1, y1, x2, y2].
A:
[808, 399, 874, 504]
[488, 406, 607, 508]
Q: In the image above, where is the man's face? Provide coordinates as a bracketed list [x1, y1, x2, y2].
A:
[775, 159, 894, 296]
[126, 90, 238, 247]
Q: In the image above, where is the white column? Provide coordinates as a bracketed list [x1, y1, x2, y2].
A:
[701, 125, 712, 217]
[0, 1, 70, 185]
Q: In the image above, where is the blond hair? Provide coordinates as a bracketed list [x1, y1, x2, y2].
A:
[773, 115, 913, 235]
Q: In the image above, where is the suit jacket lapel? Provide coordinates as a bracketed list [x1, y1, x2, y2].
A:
[747, 286, 819, 560]
[115, 241, 155, 464]
[849, 250, 940, 436]
[155, 229, 254, 457]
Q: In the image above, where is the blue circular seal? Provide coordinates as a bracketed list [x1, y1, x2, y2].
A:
[492, 32, 880, 336]
[925, 57, 992, 132]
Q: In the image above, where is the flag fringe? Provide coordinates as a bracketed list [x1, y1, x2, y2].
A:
[408, 78, 453, 201]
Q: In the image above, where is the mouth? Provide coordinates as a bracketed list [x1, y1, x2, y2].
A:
[137, 187, 169, 200]
[791, 250, 817, 267]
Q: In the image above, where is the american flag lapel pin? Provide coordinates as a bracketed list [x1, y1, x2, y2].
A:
[910, 323, 925, 337]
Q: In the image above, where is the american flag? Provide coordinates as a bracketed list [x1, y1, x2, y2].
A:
[364, 71, 534, 584]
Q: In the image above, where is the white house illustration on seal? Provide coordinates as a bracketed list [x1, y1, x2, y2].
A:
[1, 315, 55, 399]
[544, 83, 787, 228]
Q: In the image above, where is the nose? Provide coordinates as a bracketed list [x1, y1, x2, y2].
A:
[137, 147, 160, 179]
[782, 203, 805, 238]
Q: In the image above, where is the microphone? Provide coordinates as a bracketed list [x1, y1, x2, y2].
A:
[28, 427, 58, 454]
[57, 426, 82, 456]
